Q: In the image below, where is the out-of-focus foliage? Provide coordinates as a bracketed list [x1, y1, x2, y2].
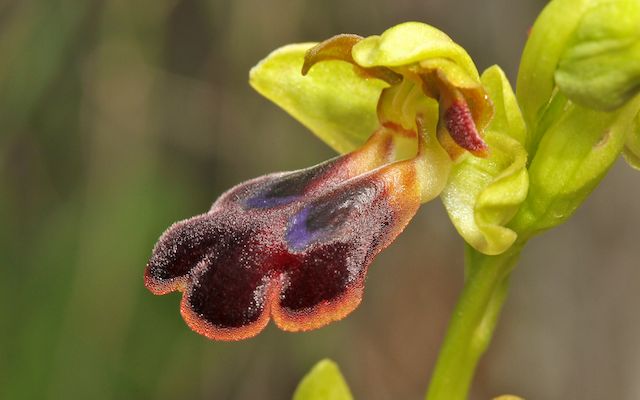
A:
[2, 1, 640, 400]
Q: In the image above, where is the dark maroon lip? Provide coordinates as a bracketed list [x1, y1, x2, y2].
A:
[145, 127, 424, 340]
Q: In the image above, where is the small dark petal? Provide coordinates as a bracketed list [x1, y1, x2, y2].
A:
[445, 100, 488, 157]
[302, 33, 402, 85]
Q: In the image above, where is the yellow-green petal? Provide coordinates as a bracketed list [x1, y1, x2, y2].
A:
[441, 66, 529, 255]
[250, 43, 386, 154]
[351, 21, 479, 80]
[302, 34, 402, 85]
[292, 359, 354, 400]
[555, 0, 640, 111]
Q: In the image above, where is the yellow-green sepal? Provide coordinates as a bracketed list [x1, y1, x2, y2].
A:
[249, 43, 386, 154]
[441, 66, 529, 255]
[351, 22, 479, 80]
[292, 359, 354, 400]
[555, 0, 640, 111]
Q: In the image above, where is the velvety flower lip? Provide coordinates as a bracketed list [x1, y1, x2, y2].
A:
[145, 129, 393, 296]
[145, 125, 429, 340]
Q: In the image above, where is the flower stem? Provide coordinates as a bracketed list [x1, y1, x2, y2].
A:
[425, 243, 524, 400]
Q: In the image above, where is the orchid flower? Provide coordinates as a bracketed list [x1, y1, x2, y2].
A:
[144, 22, 518, 340]
[145, 126, 432, 340]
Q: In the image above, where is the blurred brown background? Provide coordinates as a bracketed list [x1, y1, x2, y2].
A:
[1, 0, 639, 399]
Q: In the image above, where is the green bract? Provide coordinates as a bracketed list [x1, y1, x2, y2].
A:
[555, 0, 640, 111]
[441, 66, 528, 255]
[292, 359, 353, 400]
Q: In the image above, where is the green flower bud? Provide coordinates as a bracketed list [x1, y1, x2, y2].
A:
[555, 0, 640, 111]
[516, 0, 600, 143]
[513, 0, 640, 237]
[511, 94, 640, 236]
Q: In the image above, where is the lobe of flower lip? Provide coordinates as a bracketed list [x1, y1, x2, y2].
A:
[144, 128, 425, 340]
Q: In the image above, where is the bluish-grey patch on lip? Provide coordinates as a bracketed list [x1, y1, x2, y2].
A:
[285, 207, 313, 252]
[285, 184, 378, 252]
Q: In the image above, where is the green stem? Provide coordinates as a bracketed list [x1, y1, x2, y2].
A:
[425, 243, 524, 400]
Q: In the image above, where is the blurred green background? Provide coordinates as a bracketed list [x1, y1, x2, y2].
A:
[2, 0, 640, 399]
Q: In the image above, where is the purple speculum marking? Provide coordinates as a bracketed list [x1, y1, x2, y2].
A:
[285, 183, 379, 252]
[286, 207, 314, 251]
